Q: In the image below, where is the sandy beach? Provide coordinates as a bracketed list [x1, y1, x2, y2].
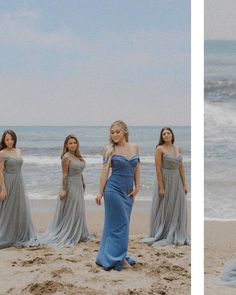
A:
[0, 200, 191, 295]
[205, 221, 236, 295]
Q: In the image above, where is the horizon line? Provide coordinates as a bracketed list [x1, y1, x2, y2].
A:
[205, 38, 236, 41]
[0, 124, 191, 128]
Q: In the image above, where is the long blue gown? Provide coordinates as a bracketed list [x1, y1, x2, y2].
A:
[96, 154, 139, 271]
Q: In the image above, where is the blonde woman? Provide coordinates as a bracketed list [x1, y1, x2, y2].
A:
[95, 120, 140, 271]
[40, 135, 91, 247]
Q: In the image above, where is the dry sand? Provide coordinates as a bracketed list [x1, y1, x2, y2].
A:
[0, 200, 191, 295]
[205, 221, 236, 295]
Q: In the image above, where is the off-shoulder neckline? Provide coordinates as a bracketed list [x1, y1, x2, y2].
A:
[111, 154, 139, 161]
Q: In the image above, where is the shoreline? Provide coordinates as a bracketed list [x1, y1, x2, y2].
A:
[0, 199, 191, 295]
[29, 199, 156, 237]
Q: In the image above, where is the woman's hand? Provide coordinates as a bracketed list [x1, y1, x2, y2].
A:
[128, 187, 139, 199]
[183, 185, 188, 195]
[59, 190, 67, 201]
[95, 194, 103, 206]
[0, 189, 7, 201]
[159, 187, 165, 198]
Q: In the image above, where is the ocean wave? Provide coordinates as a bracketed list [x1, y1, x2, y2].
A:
[205, 79, 236, 102]
[205, 101, 236, 129]
[205, 218, 236, 222]
[23, 155, 191, 166]
[205, 192, 236, 220]
[27, 192, 191, 202]
[24, 156, 60, 166]
[28, 192, 57, 200]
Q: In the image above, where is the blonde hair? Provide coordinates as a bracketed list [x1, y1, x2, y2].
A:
[104, 120, 129, 163]
[61, 134, 84, 161]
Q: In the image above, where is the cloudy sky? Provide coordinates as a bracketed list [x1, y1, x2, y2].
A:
[0, 0, 190, 126]
[205, 0, 236, 40]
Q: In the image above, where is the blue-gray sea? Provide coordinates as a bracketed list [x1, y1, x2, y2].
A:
[205, 40, 236, 220]
[0, 126, 190, 202]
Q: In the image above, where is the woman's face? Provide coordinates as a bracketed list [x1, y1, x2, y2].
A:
[4, 133, 14, 150]
[162, 129, 173, 143]
[110, 124, 125, 144]
[66, 138, 78, 153]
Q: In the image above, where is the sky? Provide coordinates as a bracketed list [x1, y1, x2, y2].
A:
[0, 0, 190, 126]
[205, 0, 236, 40]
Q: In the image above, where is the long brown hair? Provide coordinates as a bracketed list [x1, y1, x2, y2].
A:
[157, 127, 175, 147]
[0, 130, 17, 151]
[61, 134, 84, 161]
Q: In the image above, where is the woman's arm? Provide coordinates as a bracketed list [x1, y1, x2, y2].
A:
[155, 146, 165, 197]
[129, 145, 140, 199]
[0, 158, 7, 201]
[95, 149, 110, 206]
[178, 147, 188, 194]
[59, 156, 70, 200]
[81, 174, 86, 191]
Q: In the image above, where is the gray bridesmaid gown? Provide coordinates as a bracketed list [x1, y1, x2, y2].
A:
[220, 261, 236, 287]
[0, 156, 38, 249]
[40, 158, 91, 248]
[141, 149, 190, 246]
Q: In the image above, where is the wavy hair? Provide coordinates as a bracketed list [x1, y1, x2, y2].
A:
[0, 130, 17, 151]
[61, 134, 84, 161]
[157, 127, 175, 147]
[104, 120, 129, 162]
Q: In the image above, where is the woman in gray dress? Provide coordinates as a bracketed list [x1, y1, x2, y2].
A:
[141, 127, 190, 246]
[220, 261, 236, 287]
[40, 134, 91, 248]
[0, 130, 38, 249]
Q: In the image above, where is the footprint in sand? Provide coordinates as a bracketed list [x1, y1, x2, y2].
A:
[117, 288, 145, 295]
[44, 253, 54, 257]
[11, 257, 47, 267]
[51, 267, 73, 278]
[25, 246, 46, 251]
[146, 259, 190, 279]
[132, 261, 149, 271]
[22, 281, 104, 295]
[65, 258, 81, 263]
[21, 280, 79, 295]
[85, 263, 101, 273]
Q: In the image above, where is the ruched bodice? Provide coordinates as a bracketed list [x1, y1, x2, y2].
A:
[105, 155, 139, 197]
[110, 155, 139, 176]
[68, 159, 85, 177]
[96, 153, 140, 271]
[162, 153, 182, 170]
[4, 157, 23, 174]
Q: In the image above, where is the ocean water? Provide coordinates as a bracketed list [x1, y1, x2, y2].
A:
[0, 126, 190, 202]
[205, 40, 236, 220]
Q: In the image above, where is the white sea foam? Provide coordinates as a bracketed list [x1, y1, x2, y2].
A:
[23, 155, 190, 166]
[205, 102, 236, 130]
[24, 156, 60, 166]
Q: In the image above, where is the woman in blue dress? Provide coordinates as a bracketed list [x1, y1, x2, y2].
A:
[95, 120, 140, 271]
[0, 130, 38, 249]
